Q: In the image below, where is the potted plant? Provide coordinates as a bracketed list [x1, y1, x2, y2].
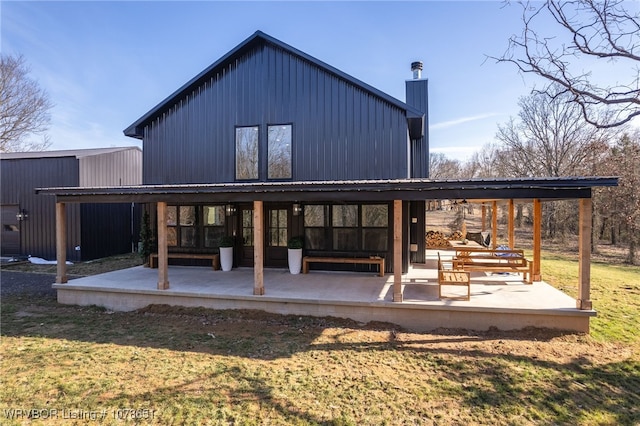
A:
[218, 235, 235, 271]
[287, 236, 304, 274]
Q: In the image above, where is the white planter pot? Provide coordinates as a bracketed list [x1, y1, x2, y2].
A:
[288, 248, 303, 274]
[220, 247, 233, 271]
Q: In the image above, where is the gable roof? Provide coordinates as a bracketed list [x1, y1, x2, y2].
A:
[1, 147, 141, 160]
[124, 31, 424, 139]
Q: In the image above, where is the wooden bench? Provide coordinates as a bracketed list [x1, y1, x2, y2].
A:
[437, 252, 471, 300]
[454, 248, 533, 284]
[302, 256, 385, 276]
[150, 252, 220, 270]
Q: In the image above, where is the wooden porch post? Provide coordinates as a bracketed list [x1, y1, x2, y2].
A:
[533, 199, 542, 282]
[253, 200, 265, 296]
[577, 198, 593, 310]
[393, 200, 403, 302]
[491, 201, 498, 249]
[481, 205, 487, 232]
[55, 202, 68, 284]
[156, 202, 169, 290]
[508, 199, 515, 249]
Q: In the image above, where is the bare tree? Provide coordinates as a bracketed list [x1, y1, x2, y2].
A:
[494, 0, 640, 128]
[466, 142, 505, 178]
[0, 54, 53, 152]
[496, 88, 611, 178]
[429, 152, 462, 179]
[496, 88, 613, 240]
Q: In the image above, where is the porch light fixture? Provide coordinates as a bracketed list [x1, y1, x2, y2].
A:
[16, 209, 28, 221]
[225, 204, 236, 216]
[293, 203, 302, 216]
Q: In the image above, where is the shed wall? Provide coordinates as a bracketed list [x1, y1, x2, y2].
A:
[143, 43, 410, 184]
[79, 148, 142, 186]
[1, 157, 82, 261]
[2, 149, 143, 261]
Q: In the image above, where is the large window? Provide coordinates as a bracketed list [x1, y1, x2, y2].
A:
[235, 124, 293, 181]
[268, 125, 292, 179]
[236, 126, 259, 180]
[302, 204, 389, 252]
[179, 206, 196, 247]
[203, 206, 225, 248]
[165, 205, 226, 249]
[304, 205, 328, 250]
[361, 205, 388, 251]
[332, 205, 358, 251]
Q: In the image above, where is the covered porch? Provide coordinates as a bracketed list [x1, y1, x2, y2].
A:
[53, 250, 594, 333]
[38, 177, 617, 333]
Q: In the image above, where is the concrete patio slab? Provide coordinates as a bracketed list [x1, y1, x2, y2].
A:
[53, 253, 595, 333]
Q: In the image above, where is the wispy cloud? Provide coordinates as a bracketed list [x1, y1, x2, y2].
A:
[430, 113, 502, 130]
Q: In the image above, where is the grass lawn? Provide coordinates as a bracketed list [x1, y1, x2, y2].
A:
[1, 252, 639, 425]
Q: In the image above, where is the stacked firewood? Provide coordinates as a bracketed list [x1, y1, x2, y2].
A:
[425, 230, 464, 248]
[450, 231, 463, 240]
[426, 231, 449, 248]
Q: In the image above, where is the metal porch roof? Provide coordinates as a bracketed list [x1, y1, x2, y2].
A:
[36, 177, 618, 204]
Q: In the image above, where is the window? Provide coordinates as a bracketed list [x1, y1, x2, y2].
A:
[167, 206, 178, 246]
[362, 205, 388, 251]
[269, 209, 288, 247]
[203, 206, 225, 248]
[304, 205, 328, 250]
[302, 203, 389, 253]
[165, 205, 227, 249]
[268, 125, 292, 179]
[242, 209, 253, 246]
[332, 205, 358, 251]
[179, 206, 196, 247]
[236, 126, 259, 180]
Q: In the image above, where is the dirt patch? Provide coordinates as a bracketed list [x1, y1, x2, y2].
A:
[132, 304, 636, 365]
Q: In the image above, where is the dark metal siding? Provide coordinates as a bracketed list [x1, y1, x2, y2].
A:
[405, 79, 430, 178]
[410, 200, 426, 263]
[0, 157, 82, 261]
[143, 44, 410, 184]
[80, 203, 135, 260]
[1, 204, 20, 256]
[1, 150, 142, 261]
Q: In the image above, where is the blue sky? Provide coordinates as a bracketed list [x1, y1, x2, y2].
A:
[1, 1, 579, 160]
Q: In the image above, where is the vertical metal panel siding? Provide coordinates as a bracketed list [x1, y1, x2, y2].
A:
[79, 148, 142, 186]
[0, 157, 82, 261]
[143, 44, 409, 184]
[405, 79, 430, 178]
[78, 149, 141, 259]
[81, 203, 133, 260]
